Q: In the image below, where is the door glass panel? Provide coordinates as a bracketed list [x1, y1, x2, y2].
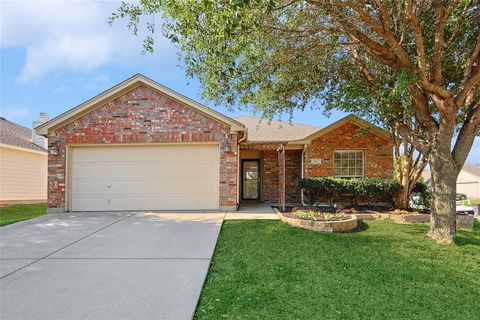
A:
[243, 160, 259, 199]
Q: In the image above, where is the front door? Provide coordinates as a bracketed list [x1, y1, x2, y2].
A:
[242, 160, 260, 200]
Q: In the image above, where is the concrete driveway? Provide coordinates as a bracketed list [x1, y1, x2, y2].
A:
[0, 211, 224, 320]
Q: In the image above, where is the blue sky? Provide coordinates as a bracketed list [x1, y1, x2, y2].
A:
[1, 0, 478, 165]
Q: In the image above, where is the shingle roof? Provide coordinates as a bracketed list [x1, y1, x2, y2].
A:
[234, 116, 320, 142]
[464, 165, 480, 177]
[422, 165, 480, 182]
[0, 117, 47, 152]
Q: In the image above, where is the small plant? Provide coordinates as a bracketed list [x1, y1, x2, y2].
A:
[324, 213, 335, 221]
[334, 204, 344, 212]
[294, 210, 317, 221]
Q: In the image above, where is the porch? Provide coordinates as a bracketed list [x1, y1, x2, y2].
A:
[238, 142, 305, 209]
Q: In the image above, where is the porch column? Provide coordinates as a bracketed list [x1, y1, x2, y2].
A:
[278, 144, 286, 211]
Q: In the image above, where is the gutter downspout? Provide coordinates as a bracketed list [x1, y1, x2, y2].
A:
[301, 144, 307, 206]
[236, 131, 247, 210]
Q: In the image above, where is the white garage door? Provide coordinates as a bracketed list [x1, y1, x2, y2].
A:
[70, 145, 220, 211]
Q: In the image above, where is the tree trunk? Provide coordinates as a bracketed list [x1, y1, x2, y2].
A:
[396, 184, 410, 209]
[428, 157, 459, 244]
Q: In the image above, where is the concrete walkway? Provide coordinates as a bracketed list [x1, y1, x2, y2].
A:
[0, 212, 223, 320]
[225, 203, 279, 220]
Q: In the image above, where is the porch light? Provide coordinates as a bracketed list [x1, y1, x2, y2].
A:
[223, 136, 231, 153]
[49, 144, 59, 155]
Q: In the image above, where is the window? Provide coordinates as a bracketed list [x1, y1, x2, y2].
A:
[334, 150, 364, 177]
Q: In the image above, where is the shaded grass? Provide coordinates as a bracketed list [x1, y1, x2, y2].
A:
[195, 220, 480, 320]
[0, 203, 47, 226]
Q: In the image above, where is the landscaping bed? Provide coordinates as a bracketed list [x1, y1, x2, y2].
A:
[273, 205, 360, 232]
[274, 205, 475, 230]
[274, 205, 424, 214]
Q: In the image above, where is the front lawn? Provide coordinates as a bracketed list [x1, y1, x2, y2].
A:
[195, 220, 480, 320]
[0, 203, 47, 226]
[457, 198, 480, 205]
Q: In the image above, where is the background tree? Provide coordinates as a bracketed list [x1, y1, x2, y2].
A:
[111, 0, 480, 243]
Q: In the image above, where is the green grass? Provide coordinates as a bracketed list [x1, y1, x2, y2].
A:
[0, 203, 47, 226]
[457, 198, 480, 205]
[195, 220, 480, 320]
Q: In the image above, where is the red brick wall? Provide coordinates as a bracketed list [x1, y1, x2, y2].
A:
[47, 85, 238, 210]
[262, 149, 302, 204]
[262, 150, 278, 202]
[304, 122, 393, 179]
[285, 150, 302, 203]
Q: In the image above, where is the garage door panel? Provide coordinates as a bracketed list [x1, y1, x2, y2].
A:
[72, 145, 219, 161]
[72, 195, 218, 211]
[72, 176, 219, 195]
[72, 161, 218, 178]
[71, 145, 220, 211]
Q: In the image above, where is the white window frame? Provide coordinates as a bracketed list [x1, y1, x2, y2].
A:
[334, 150, 365, 178]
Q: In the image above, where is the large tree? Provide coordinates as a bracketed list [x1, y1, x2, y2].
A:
[111, 0, 480, 243]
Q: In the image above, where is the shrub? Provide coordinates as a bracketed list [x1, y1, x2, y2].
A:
[296, 177, 400, 207]
[363, 178, 400, 206]
[410, 180, 431, 210]
[295, 179, 323, 206]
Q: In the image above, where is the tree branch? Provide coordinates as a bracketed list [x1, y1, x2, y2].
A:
[333, 0, 413, 68]
[394, 122, 430, 155]
[456, 70, 480, 108]
[432, 0, 448, 85]
[462, 33, 480, 85]
[452, 103, 480, 168]
[405, 0, 427, 79]
[351, 47, 380, 92]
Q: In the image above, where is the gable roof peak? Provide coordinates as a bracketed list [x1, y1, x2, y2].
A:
[300, 114, 391, 142]
[35, 74, 245, 135]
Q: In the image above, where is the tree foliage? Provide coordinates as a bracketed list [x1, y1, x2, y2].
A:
[111, 1, 479, 139]
[111, 0, 480, 242]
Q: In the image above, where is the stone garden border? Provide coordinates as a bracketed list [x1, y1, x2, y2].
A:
[274, 208, 475, 231]
[274, 209, 358, 233]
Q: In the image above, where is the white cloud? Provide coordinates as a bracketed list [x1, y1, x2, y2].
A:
[18, 32, 114, 83]
[1, 0, 173, 83]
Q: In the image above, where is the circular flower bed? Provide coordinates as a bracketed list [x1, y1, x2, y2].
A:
[278, 207, 358, 233]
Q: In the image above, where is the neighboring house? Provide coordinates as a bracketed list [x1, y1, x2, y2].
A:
[0, 115, 48, 204]
[457, 166, 480, 199]
[422, 166, 480, 200]
[36, 74, 393, 212]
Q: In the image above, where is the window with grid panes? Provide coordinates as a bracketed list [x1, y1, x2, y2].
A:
[334, 150, 364, 177]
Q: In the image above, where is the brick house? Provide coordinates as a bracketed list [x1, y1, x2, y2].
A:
[36, 74, 393, 212]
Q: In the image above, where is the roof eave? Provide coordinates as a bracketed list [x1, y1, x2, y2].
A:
[0, 143, 47, 155]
